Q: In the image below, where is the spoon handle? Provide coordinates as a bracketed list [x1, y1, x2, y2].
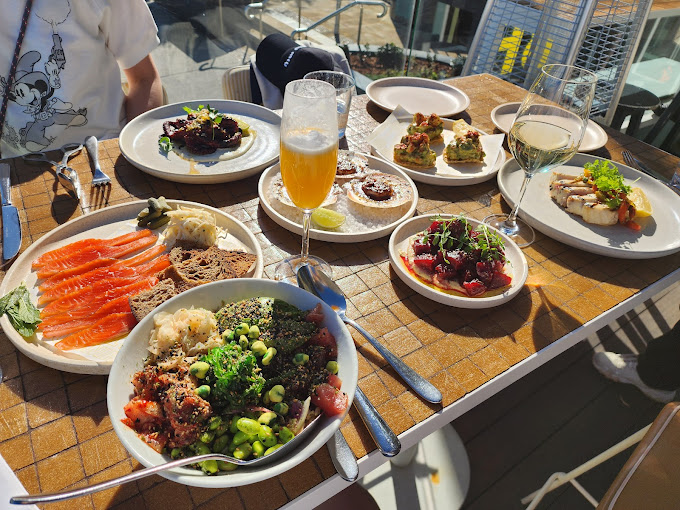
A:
[9, 453, 238, 505]
[327, 430, 359, 481]
[344, 317, 443, 404]
[354, 387, 401, 457]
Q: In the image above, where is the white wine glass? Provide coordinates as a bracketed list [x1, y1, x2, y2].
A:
[484, 64, 598, 247]
[275, 79, 339, 280]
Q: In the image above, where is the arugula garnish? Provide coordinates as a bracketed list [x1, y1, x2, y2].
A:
[0, 283, 41, 337]
[423, 215, 506, 262]
[584, 160, 631, 209]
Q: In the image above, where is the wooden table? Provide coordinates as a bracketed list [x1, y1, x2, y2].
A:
[1, 74, 679, 510]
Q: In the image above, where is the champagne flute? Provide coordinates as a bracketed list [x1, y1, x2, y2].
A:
[275, 79, 339, 280]
[484, 64, 598, 247]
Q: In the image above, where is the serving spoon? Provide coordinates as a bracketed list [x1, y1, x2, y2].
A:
[10, 415, 323, 505]
[297, 264, 442, 404]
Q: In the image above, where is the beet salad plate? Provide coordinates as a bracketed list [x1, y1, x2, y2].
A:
[119, 100, 280, 184]
[389, 215, 528, 308]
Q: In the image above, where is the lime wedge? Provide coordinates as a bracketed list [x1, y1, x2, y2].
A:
[311, 208, 346, 229]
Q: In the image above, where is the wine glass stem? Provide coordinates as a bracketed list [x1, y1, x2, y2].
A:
[301, 209, 312, 264]
[505, 173, 533, 227]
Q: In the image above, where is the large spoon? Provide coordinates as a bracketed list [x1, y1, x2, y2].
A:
[297, 264, 443, 404]
[11, 414, 323, 505]
[297, 269, 401, 458]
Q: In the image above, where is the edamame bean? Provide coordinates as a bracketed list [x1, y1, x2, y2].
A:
[273, 402, 289, 415]
[199, 430, 214, 444]
[326, 361, 339, 374]
[263, 392, 271, 405]
[201, 460, 219, 474]
[222, 329, 234, 342]
[193, 441, 211, 455]
[170, 447, 182, 459]
[293, 353, 309, 365]
[208, 416, 222, 431]
[264, 444, 283, 456]
[257, 412, 277, 425]
[234, 323, 250, 336]
[189, 361, 210, 379]
[279, 427, 294, 444]
[234, 443, 253, 460]
[258, 425, 277, 447]
[194, 385, 210, 399]
[215, 421, 230, 437]
[212, 433, 230, 453]
[217, 460, 238, 471]
[236, 417, 261, 436]
[232, 430, 249, 446]
[262, 347, 277, 366]
[229, 417, 240, 434]
[252, 440, 265, 458]
[248, 325, 260, 339]
[268, 385, 285, 402]
[250, 340, 267, 356]
[239, 335, 249, 350]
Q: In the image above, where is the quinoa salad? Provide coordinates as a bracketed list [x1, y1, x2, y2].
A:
[122, 297, 348, 474]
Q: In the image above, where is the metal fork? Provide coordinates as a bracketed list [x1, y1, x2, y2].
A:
[622, 150, 680, 196]
[84, 136, 111, 186]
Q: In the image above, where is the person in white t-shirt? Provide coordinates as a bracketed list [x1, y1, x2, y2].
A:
[0, 0, 162, 158]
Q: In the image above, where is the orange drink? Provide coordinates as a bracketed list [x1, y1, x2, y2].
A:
[280, 129, 338, 210]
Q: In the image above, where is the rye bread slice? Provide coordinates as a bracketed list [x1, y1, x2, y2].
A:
[128, 279, 178, 321]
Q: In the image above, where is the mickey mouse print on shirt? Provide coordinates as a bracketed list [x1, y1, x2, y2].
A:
[1, 0, 87, 154]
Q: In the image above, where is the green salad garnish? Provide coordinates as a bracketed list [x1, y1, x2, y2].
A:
[158, 136, 172, 153]
[584, 159, 631, 209]
[0, 284, 41, 337]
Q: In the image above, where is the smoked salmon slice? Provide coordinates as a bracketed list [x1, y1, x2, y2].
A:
[40, 277, 158, 318]
[32, 229, 154, 269]
[38, 254, 170, 304]
[40, 296, 132, 338]
[55, 312, 137, 350]
[37, 234, 158, 279]
[39, 244, 167, 292]
[38, 279, 156, 328]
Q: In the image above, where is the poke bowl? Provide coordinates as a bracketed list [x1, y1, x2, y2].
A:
[107, 278, 357, 488]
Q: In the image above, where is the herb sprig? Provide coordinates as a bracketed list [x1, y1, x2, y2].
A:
[0, 283, 41, 337]
[584, 160, 631, 209]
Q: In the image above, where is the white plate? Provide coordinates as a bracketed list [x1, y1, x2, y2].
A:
[490, 102, 609, 152]
[389, 215, 528, 308]
[370, 118, 506, 186]
[258, 152, 418, 243]
[365, 77, 470, 117]
[0, 200, 263, 374]
[108, 278, 358, 488]
[119, 100, 281, 184]
[497, 153, 680, 258]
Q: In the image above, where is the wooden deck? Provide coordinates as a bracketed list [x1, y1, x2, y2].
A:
[453, 281, 679, 509]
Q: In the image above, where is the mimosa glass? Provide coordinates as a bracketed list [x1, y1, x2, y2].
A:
[484, 64, 598, 247]
[275, 79, 338, 280]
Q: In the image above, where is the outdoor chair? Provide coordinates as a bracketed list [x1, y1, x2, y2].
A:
[522, 401, 680, 509]
[644, 91, 680, 154]
[222, 64, 253, 103]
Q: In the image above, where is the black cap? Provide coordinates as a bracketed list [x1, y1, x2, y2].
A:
[256, 34, 341, 94]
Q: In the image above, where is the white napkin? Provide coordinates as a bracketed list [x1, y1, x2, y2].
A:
[0, 454, 38, 509]
[368, 105, 505, 180]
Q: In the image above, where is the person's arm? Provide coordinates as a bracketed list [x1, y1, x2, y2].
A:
[123, 55, 163, 120]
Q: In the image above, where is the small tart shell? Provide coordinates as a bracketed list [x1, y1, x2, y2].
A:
[346, 172, 413, 209]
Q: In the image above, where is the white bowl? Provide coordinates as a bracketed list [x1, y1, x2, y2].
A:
[389, 215, 528, 308]
[108, 278, 357, 488]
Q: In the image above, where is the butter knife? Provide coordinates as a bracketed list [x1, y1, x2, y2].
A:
[0, 163, 21, 261]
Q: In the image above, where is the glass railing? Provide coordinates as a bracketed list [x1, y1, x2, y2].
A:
[147, 0, 680, 156]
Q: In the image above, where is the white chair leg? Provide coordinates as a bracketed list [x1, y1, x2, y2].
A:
[521, 425, 651, 508]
